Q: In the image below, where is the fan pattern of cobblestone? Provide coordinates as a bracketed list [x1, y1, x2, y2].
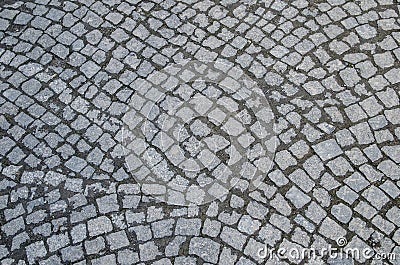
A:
[0, 0, 399, 264]
[122, 60, 276, 206]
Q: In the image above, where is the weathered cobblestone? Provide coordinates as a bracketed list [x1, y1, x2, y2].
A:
[0, 0, 399, 264]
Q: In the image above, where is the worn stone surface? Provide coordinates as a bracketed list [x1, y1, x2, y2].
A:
[0, 0, 399, 264]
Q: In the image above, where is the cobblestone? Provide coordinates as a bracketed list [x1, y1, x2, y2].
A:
[189, 237, 220, 263]
[0, 0, 399, 264]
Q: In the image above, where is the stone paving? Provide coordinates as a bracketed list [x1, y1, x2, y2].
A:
[0, 0, 399, 264]
[121, 60, 276, 206]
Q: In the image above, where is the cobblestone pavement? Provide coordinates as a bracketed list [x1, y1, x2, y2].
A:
[0, 0, 399, 264]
